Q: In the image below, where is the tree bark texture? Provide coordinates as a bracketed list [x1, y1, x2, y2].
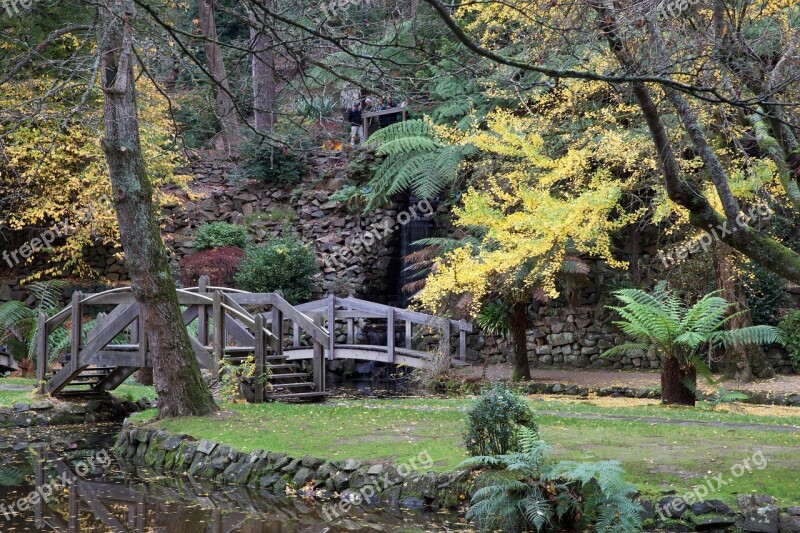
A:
[714, 243, 775, 382]
[99, 0, 218, 417]
[249, 2, 276, 132]
[198, 0, 242, 149]
[509, 299, 531, 381]
[661, 355, 696, 406]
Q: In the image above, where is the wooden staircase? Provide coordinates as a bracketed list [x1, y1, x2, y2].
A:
[223, 331, 325, 403]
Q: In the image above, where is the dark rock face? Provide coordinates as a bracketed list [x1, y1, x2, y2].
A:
[779, 514, 800, 533]
[692, 500, 735, 516]
[656, 496, 688, 519]
[741, 505, 780, 533]
[695, 515, 736, 531]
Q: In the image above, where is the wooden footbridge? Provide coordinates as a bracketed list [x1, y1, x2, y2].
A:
[35, 278, 471, 402]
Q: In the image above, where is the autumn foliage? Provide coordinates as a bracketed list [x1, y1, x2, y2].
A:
[180, 246, 244, 288]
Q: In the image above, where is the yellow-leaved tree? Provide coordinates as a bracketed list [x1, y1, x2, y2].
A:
[0, 74, 188, 280]
[413, 109, 643, 379]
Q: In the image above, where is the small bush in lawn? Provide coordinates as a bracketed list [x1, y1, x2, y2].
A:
[235, 236, 318, 303]
[180, 246, 244, 287]
[193, 222, 249, 251]
[464, 382, 538, 456]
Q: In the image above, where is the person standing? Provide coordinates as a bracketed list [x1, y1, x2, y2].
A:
[348, 102, 363, 146]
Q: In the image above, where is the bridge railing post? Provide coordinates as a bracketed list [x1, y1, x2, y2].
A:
[36, 312, 47, 394]
[212, 291, 224, 380]
[386, 307, 395, 363]
[327, 294, 335, 360]
[254, 314, 265, 403]
[70, 291, 82, 373]
[198, 275, 209, 345]
[441, 318, 451, 359]
[271, 306, 283, 355]
[312, 314, 325, 392]
[459, 322, 467, 361]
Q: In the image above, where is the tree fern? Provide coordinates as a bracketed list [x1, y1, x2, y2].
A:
[605, 284, 782, 366]
[459, 428, 642, 533]
[0, 281, 66, 363]
[604, 284, 782, 405]
[365, 119, 476, 208]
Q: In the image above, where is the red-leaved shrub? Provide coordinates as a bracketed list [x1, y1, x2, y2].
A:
[180, 246, 244, 288]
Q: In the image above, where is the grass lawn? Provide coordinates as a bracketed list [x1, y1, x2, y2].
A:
[5, 373, 797, 508]
[0, 377, 156, 407]
[132, 394, 800, 507]
[131, 402, 467, 471]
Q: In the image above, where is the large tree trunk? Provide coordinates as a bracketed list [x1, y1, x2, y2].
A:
[509, 300, 531, 381]
[661, 355, 696, 406]
[714, 243, 775, 382]
[248, 2, 276, 133]
[98, 0, 218, 418]
[198, 0, 242, 150]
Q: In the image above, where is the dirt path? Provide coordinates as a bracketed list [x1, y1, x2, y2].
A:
[461, 364, 800, 393]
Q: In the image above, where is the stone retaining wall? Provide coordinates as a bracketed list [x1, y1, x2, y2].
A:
[113, 425, 470, 510]
[524, 382, 800, 407]
[642, 493, 800, 532]
[472, 305, 796, 374]
[114, 425, 800, 532]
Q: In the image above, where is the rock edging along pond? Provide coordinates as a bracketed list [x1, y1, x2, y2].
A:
[0, 396, 152, 428]
[112, 424, 470, 509]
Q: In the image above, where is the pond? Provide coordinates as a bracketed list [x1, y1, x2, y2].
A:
[0, 424, 472, 532]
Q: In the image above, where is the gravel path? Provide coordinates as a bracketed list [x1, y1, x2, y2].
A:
[461, 364, 800, 394]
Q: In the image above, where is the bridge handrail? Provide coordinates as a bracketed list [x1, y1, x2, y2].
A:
[339, 296, 472, 332]
[44, 286, 134, 334]
[38, 288, 284, 367]
[268, 292, 329, 346]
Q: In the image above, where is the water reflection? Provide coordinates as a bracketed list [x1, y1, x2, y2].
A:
[0, 425, 472, 532]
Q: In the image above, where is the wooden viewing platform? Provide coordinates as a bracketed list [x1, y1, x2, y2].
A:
[35, 276, 471, 402]
[361, 106, 409, 140]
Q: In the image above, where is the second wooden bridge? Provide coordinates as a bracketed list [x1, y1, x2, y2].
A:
[35, 278, 472, 402]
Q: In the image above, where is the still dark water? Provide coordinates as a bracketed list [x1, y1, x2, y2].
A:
[0, 423, 472, 532]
